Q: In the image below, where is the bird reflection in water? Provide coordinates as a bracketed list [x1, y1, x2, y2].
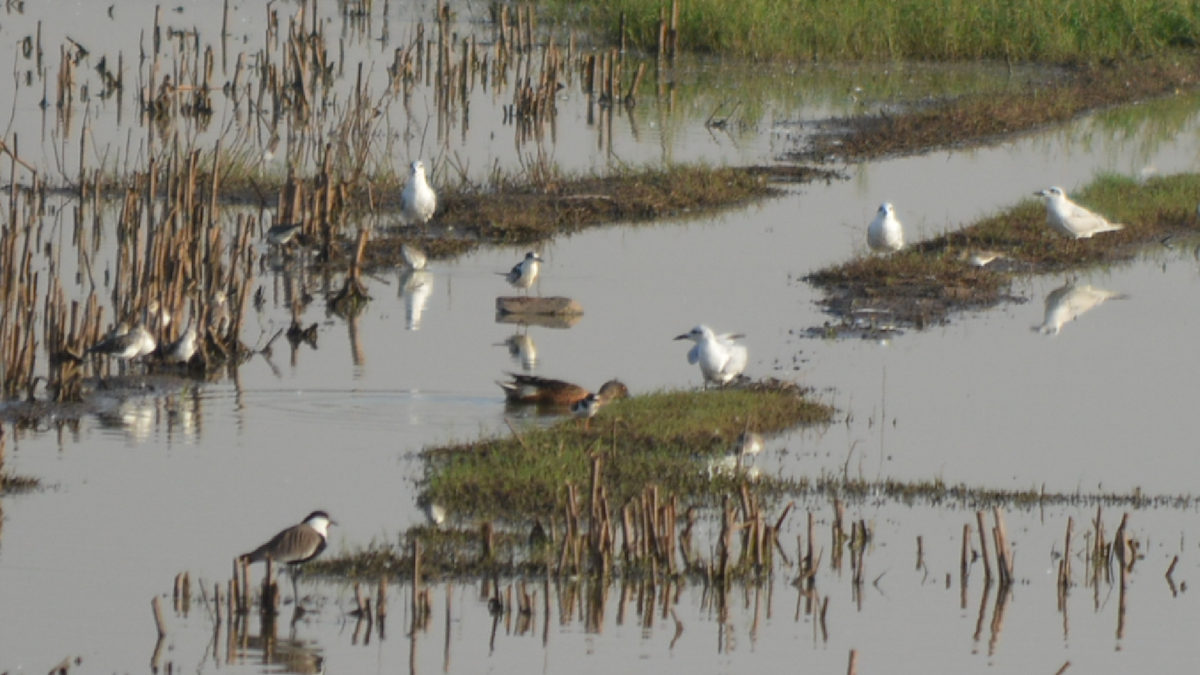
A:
[496, 331, 538, 371]
[1034, 282, 1127, 335]
[398, 269, 433, 330]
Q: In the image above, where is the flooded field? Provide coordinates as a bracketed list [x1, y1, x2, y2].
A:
[3, 1, 1200, 674]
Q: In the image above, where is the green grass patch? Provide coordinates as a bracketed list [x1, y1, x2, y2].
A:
[806, 172, 1200, 331]
[550, 0, 1200, 61]
[420, 381, 831, 521]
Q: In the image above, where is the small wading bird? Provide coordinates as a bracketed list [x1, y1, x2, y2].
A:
[867, 202, 905, 252]
[498, 374, 628, 408]
[674, 325, 748, 387]
[499, 252, 544, 295]
[87, 323, 157, 361]
[401, 160, 437, 225]
[161, 324, 198, 364]
[240, 511, 336, 607]
[421, 500, 447, 527]
[1036, 187, 1125, 239]
[569, 381, 629, 430]
[264, 214, 303, 247]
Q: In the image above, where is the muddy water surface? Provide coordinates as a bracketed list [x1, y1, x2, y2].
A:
[4, 2, 1200, 674]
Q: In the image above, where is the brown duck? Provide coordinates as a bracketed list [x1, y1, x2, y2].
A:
[497, 374, 628, 406]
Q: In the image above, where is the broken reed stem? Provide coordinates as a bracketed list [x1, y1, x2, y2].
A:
[960, 523, 971, 582]
[377, 576, 388, 621]
[411, 539, 422, 629]
[975, 511, 993, 584]
[151, 596, 168, 638]
[1059, 517, 1073, 588]
[992, 507, 1013, 586]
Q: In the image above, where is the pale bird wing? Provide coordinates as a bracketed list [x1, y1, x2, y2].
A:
[1065, 202, 1116, 232]
[724, 344, 749, 378]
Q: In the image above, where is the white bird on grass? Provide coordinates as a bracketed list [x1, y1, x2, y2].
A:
[674, 325, 748, 387]
[1036, 187, 1124, 239]
[867, 202, 905, 252]
[401, 160, 437, 225]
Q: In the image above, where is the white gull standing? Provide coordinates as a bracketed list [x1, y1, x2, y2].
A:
[1036, 187, 1124, 239]
[866, 202, 905, 252]
[401, 160, 437, 225]
[674, 325, 748, 387]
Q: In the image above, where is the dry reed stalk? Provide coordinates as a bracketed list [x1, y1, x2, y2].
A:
[1059, 517, 1073, 588]
[377, 577, 388, 620]
[411, 539, 422, 629]
[992, 508, 1013, 585]
[975, 511, 993, 583]
[152, 596, 168, 637]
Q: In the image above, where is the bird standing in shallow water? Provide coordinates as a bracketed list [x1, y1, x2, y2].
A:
[674, 325, 748, 387]
[500, 252, 543, 295]
[866, 202, 905, 252]
[401, 160, 437, 225]
[162, 324, 198, 364]
[240, 511, 336, 606]
[1036, 187, 1125, 239]
[88, 323, 156, 361]
[498, 374, 627, 407]
[264, 213, 303, 247]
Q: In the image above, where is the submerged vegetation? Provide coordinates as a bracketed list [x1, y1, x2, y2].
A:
[806, 172, 1200, 330]
[553, 0, 1200, 61]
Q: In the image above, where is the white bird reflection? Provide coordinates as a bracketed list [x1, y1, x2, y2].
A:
[399, 269, 433, 330]
[1034, 282, 1127, 335]
[496, 333, 538, 371]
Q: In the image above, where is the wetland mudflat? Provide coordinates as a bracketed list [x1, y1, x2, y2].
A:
[3, 2, 1200, 675]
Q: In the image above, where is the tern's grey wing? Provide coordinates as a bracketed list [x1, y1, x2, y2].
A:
[687, 343, 700, 365]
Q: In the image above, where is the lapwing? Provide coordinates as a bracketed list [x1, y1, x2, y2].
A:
[240, 510, 336, 606]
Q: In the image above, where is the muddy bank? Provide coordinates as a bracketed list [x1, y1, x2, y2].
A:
[787, 56, 1200, 163]
[805, 173, 1200, 333]
[274, 164, 844, 268]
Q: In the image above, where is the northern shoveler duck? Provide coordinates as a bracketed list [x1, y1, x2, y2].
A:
[498, 374, 627, 407]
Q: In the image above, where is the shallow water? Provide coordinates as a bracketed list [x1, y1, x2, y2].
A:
[5, 2, 1200, 674]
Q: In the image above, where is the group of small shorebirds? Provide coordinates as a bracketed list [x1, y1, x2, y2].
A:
[182, 167, 1122, 604]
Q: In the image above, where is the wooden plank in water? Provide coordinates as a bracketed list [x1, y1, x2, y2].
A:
[495, 296, 584, 316]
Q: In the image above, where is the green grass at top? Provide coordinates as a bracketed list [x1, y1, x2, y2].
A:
[550, 0, 1200, 61]
[419, 383, 831, 521]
